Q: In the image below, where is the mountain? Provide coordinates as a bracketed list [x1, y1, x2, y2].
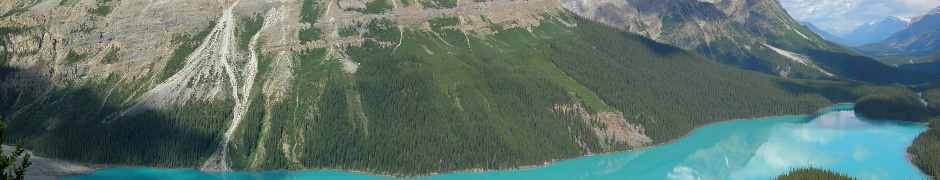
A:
[878, 6, 940, 56]
[0, 0, 930, 176]
[841, 16, 907, 45]
[800, 21, 862, 47]
[560, 0, 936, 84]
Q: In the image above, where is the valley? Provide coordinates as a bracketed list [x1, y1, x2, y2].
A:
[1, 0, 939, 179]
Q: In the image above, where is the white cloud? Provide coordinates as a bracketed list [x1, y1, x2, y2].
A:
[780, 0, 940, 33]
[666, 166, 703, 180]
[852, 143, 871, 161]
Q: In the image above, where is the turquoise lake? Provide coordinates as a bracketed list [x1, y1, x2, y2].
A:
[65, 104, 929, 180]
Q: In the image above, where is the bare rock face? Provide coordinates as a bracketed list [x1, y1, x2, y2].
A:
[560, 0, 817, 48]
[554, 98, 652, 150]
[559, 0, 836, 78]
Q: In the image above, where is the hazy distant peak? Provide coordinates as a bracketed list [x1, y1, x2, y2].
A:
[928, 6, 940, 15]
[840, 16, 907, 44]
[897, 16, 912, 23]
[884, 16, 903, 21]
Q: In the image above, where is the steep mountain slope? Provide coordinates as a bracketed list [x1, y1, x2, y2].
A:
[0, 0, 923, 176]
[560, 0, 938, 85]
[841, 16, 906, 45]
[877, 6, 940, 56]
[801, 21, 861, 47]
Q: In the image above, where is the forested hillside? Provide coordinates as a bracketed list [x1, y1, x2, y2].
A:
[776, 167, 856, 180]
[907, 89, 940, 178]
[852, 88, 940, 178]
[0, 0, 932, 176]
[897, 51, 940, 77]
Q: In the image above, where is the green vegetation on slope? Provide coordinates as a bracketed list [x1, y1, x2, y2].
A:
[0, 12, 926, 175]
[776, 167, 856, 180]
[90, 5, 110, 17]
[61, 50, 88, 65]
[346, 0, 392, 14]
[158, 20, 216, 82]
[851, 88, 940, 178]
[100, 48, 120, 64]
[897, 50, 940, 77]
[237, 15, 264, 53]
[418, 0, 457, 9]
[543, 15, 908, 143]
[803, 48, 939, 85]
[0, 115, 32, 180]
[298, 0, 322, 43]
[909, 89, 940, 178]
[1, 0, 41, 18]
[3, 81, 230, 167]
[854, 90, 930, 121]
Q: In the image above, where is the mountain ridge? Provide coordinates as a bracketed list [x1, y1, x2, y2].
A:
[840, 16, 906, 45]
[878, 6, 940, 56]
[0, 0, 933, 176]
[800, 21, 861, 47]
[561, 0, 938, 85]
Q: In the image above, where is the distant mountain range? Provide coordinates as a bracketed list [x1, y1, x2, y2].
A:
[800, 21, 861, 46]
[855, 6, 940, 58]
[1, 0, 938, 176]
[801, 17, 906, 47]
[843, 17, 907, 45]
[562, 0, 935, 84]
[879, 6, 940, 55]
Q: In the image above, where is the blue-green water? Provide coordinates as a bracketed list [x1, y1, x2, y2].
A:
[66, 104, 929, 180]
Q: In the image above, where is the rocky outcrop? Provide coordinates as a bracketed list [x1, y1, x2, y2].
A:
[554, 99, 651, 149]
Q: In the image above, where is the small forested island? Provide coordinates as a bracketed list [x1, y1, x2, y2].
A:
[776, 167, 856, 180]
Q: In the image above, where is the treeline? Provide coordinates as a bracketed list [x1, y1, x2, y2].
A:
[909, 89, 940, 178]
[776, 167, 856, 180]
[0, 12, 933, 176]
[298, 0, 322, 43]
[853, 90, 934, 121]
[544, 14, 909, 143]
[855, 88, 940, 178]
[3, 85, 230, 167]
[234, 17, 603, 173]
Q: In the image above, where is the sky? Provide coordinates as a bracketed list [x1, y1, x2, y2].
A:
[779, 0, 940, 34]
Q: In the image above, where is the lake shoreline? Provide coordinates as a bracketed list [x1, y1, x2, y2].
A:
[1, 145, 106, 180]
[66, 103, 884, 179]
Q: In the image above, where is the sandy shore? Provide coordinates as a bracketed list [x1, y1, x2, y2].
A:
[1, 145, 101, 180]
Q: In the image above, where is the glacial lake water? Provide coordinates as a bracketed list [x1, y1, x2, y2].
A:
[65, 104, 929, 180]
